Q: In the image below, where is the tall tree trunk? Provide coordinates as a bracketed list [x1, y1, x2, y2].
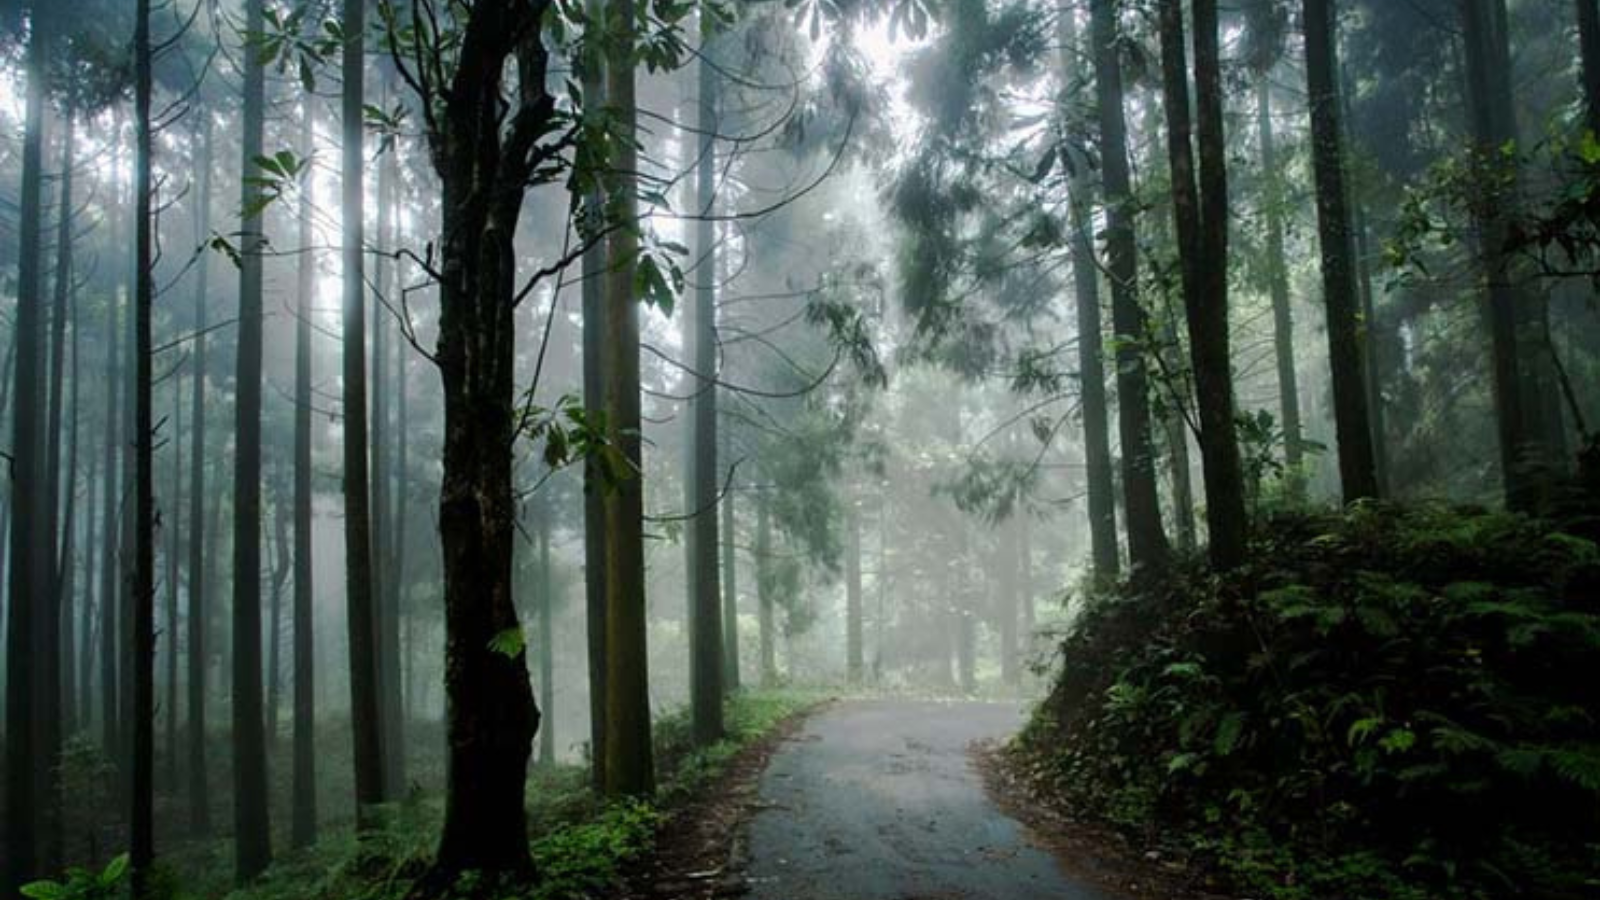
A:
[132, 0, 158, 889]
[79, 408, 98, 734]
[373, 108, 405, 798]
[1461, 0, 1551, 510]
[4, 5, 50, 890]
[1157, 0, 1249, 569]
[340, 0, 385, 833]
[267, 483, 288, 745]
[45, 108, 76, 775]
[1256, 77, 1306, 496]
[291, 89, 317, 850]
[579, 0, 609, 789]
[721, 477, 740, 692]
[233, 0, 273, 878]
[100, 294, 121, 760]
[53, 107, 81, 740]
[164, 378, 181, 791]
[756, 496, 776, 688]
[1090, 0, 1168, 573]
[685, 32, 724, 744]
[845, 505, 863, 685]
[1304, 0, 1379, 503]
[537, 500, 555, 767]
[419, 0, 554, 877]
[996, 525, 1019, 687]
[1060, 6, 1120, 578]
[187, 114, 213, 835]
[601, 0, 656, 797]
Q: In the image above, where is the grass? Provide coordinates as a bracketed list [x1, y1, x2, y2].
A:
[135, 689, 824, 900]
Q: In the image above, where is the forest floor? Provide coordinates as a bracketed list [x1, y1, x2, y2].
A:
[646, 698, 1133, 900]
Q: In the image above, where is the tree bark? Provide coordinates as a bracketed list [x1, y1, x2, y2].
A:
[373, 104, 406, 798]
[132, 0, 158, 889]
[845, 506, 863, 685]
[1304, 0, 1380, 503]
[4, 5, 50, 891]
[187, 113, 213, 835]
[756, 496, 776, 687]
[291, 88, 317, 850]
[1460, 0, 1552, 510]
[415, 0, 556, 877]
[1089, 0, 1169, 573]
[1061, 4, 1120, 579]
[233, 0, 273, 879]
[341, 0, 385, 834]
[1256, 77, 1306, 496]
[579, 0, 610, 790]
[685, 31, 725, 744]
[601, 0, 656, 797]
[721, 478, 740, 691]
[537, 500, 555, 767]
[1157, 0, 1250, 569]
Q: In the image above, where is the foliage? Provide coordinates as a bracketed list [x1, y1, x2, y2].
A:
[19, 855, 129, 900]
[1015, 505, 1600, 900]
[191, 691, 821, 900]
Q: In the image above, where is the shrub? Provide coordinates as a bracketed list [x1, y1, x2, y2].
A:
[1016, 504, 1600, 900]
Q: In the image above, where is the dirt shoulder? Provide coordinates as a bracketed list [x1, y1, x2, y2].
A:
[620, 700, 830, 899]
[973, 742, 1234, 900]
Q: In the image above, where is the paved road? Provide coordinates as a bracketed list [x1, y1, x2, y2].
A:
[745, 699, 1114, 900]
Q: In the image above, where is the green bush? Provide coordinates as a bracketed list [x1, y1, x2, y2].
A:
[1016, 504, 1600, 900]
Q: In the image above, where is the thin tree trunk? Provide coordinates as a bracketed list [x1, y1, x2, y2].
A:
[845, 506, 863, 685]
[233, 0, 273, 877]
[373, 107, 405, 799]
[45, 108, 76, 773]
[267, 483, 288, 745]
[1461, 0, 1544, 510]
[131, 0, 158, 888]
[186, 114, 213, 835]
[1090, 0, 1169, 573]
[100, 294, 121, 760]
[53, 108, 81, 738]
[1060, 4, 1120, 578]
[340, 0, 385, 833]
[721, 478, 740, 692]
[579, 0, 609, 790]
[537, 501, 555, 767]
[1304, 0, 1380, 503]
[3, 6, 50, 890]
[164, 375, 181, 791]
[291, 89, 317, 850]
[601, 0, 656, 796]
[756, 496, 775, 688]
[1157, 0, 1249, 569]
[1256, 77, 1306, 495]
[686, 34, 724, 743]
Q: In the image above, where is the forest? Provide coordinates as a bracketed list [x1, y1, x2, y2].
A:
[0, 0, 1598, 898]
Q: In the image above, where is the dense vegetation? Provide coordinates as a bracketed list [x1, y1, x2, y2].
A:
[1016, 504, 1600, 899]
[3, 0, 1600, 895]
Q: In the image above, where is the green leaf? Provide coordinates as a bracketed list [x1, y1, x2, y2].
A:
[19, 881, 65, 900]
[100, 853, 130, 886]
[488, 627, 525, 658]
[1213, 712, 1244, 757]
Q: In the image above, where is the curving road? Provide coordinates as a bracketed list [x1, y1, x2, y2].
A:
[744, 699, 1115, 900]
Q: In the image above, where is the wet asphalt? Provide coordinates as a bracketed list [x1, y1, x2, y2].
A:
[744, 699, 1115, 900]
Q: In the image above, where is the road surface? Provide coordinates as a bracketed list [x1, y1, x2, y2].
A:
[745, 699, 1115, 900]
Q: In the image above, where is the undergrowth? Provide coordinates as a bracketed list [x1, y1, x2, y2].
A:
[30, 690, 818, 900]
[1013, 503, 1600, 900]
